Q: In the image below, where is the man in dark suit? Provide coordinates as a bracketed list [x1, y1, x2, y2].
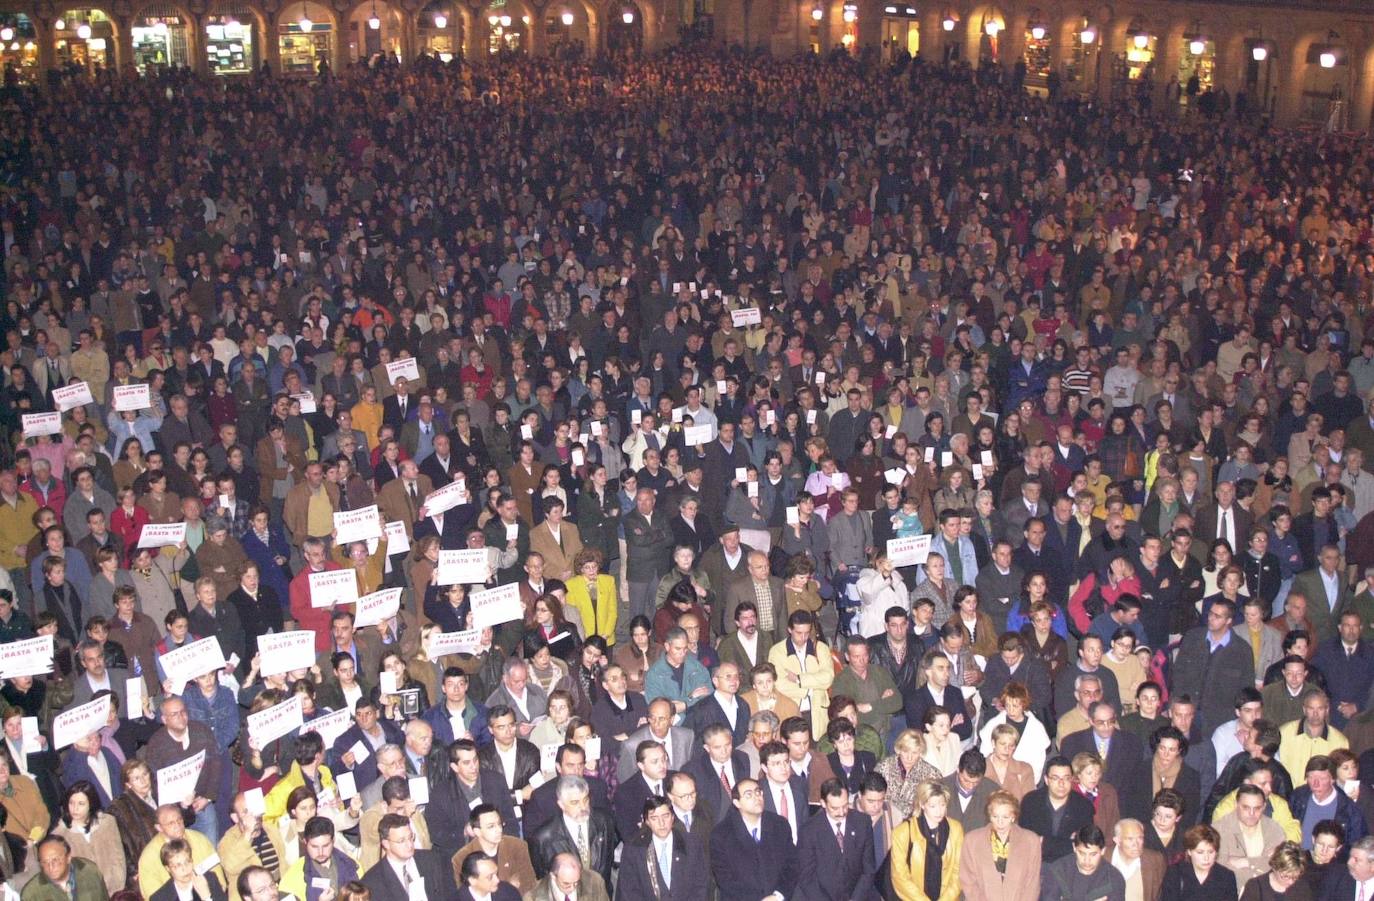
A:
[381, 380, 415, 429]
[1193, 482, 1255, 564]
[361, 813, 458, 901]
[427, 739, 520, 858]
[615, 795, 709, 901]
[327, 703, 405, 795]
[710, 778, 797, 901]
[457, 851, 523, 901]
[524, 743, 612, 835]
[614, 740, 673, 841]
[1060, 701, 1150, 819]
[759, 740, 810, 843]
[1017, 756, 1095, 862]
[530, 775, 617, 889]
[941, 750, 1000, 834]
[795, 778, 878, 900]
[683, 661, 750, 745]
[1324, 834, 1374, 900]
[687, 724, 751, 824]
[979, 633, 1054, 725]
[478, 704, 542, 802]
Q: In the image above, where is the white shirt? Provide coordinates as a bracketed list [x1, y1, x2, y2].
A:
[1321, 568, 1341, 611]
[387, 857, 421, 888]
[508, 687, 531, 721]
[86, 751, 112, 801]
[496, 742, 519, 789]
[770, 782, 798, 842]
[714, 691, 738, 728]
[738, 630, 759, 667]
[1353, 876, 1374, 901]
[1216, 505, 1237, 551]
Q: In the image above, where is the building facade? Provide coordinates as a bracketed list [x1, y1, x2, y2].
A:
[0, 0, 1369, 130]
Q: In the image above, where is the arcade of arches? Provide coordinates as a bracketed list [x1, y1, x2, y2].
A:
[4, 0, 1374, 129]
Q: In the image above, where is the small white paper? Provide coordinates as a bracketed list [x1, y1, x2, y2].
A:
[379, 671, 399, 695]
[52, 381, 94, 412]
[292, 392, 317, 414]
[631, 409, 642, 425]
[112, 383, 152, 412]
[408, 776, 430, 805]
[20, 717, 38, 746]
[528, 770, 547, 789]
[941, 452, 954, 467]
[815, 372, 826, 386]
[786, 506, 800, 525]
[591, 421, 603, 437]
[735, 468, 748, 482]
[311, 878, 333, 891]
[716, 380, 727, 396]
[571, 448, 585, 467]
[672, 407, 684, 423]
[747, 481, 758, 498]
[884, 468, 905, 486]
[584, 737, 602, 761]
[673, 282, 682, 293]
[886, 424, 898, 439]
[126, 677, 144, 719]
[764, 410, 776, 426]
[830, 473, 844, 489]
[972, 464, 985, 480]
[244, 787, 266, 816]
[806, 410, 817, 425]
[505, 523, 520, 542]
[408, 879, 426, 901]
[981, 450, 995, 466]
[195, 852, 221, 876]
[348, 740, 370, 764]
[924, 447, 935, 463]
[521, 424, 534, 440]
[335, 771, 358, 800]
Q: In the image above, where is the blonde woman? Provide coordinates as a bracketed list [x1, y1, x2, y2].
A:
[980, 723, 1037, 800]
[874, 729, 943, 820]
[958, 791, 1042, 901]
[891, 780, 963, 901]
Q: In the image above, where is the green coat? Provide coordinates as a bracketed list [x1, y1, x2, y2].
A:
[829, 664, 903, 739]
[1291, 569, 1355, 644]
[1347, 589, 1374, 644]
[21, 858, 109, 901]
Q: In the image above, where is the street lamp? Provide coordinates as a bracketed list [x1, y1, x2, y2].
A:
[1251, 43, 1267, 61]
[76, 22, 91, 39]
[811, 6, 824, 21]
[298, 3, 313, 32]
[621, 9, 633, 23]
[1079, 25, 1095, 44]
[433, 12, 447, 27]
[561, 10, 573, 24]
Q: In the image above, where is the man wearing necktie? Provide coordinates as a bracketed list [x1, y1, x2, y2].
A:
[797, 780, 879, 900]
[616, 796, 709, 901]
[360, 814, 457, 900]
[709, 778, 796, 901]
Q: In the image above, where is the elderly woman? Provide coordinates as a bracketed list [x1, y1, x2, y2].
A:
[564, 547, 617, 646]
[195, 517, 250, 602]
[892, 779, 963, 901]
[875, 728, 944, 821]
[911, 554, 958, 630]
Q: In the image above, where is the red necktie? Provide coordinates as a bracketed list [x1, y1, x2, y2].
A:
[779, 787, 789, 820]
[835, 822, 844, 851]
[720, 766, 731, 793]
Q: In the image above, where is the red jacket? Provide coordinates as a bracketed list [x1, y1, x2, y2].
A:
[109, 504, 151, 566]
[290, 562, 345, 651]
[20, 476, 66, 518]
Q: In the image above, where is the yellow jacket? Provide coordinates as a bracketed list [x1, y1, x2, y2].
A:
[350, 400, 384, 450]
[564, 574, 618, 645]
[767, 638, 834, 737]
[137, 829, 224, 898]
[263, 761, 342, 822]
[1278, 720, 1349, 786]
[217, 823, 287, 901]
[0, 492, 37, 570]
[891, 815, 964, 901]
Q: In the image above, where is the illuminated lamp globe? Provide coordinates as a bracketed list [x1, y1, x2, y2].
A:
[941, 16, 954, 30]
[433, 13, 446, 27]
[76, 22, 91, 38]
[843, 8, 857, 23]
[1030, 25, 1045, 40]
[621, 9, 633, 23]
[499, 14, 510, 26]
[1189, 37, 1205, 55]
[298, 14, 313, 31]
[1133, 33, 1148, 49]
[368, 13, 380, 28]
[0, 27, 13, 41]
[54, 18, 65, 29]
[1251, 44, 1266, 61]
[561, 10, 573, 24]
[984, 19, 999, 35]
[1320, 50, 1337, 68]
[1079, 26, 1095, 44]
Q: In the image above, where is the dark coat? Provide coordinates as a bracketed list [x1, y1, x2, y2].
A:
[709, 809, 797, 901]
[1059, 728, 1151, 820]
[1169, 628, 1257, 732]
[530, 808, 617, 888]
[1017, 787, 1095, 863]
[426, 769, 521, 856]
[794, 808, 878, 901]
[360, 849, 458, 901]
[683, 694, 751, 746]
[524, 773, 612, 836]
[686, 751, 752, 824]
[614, 826, 709, 901]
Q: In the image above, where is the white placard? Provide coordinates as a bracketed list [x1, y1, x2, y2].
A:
[716, 380, 727, 395]
[884, 468, 906, 486]
[806, 410, 817, 425]
[347, 740, 370, 764]
[53, 696, 111, 750]
[941, 452, 954, 467]
[672, 407, 684, 424]
[684, 425, 712, 446]
[308, 569, 359, 609]
[786, 506, 800, 525]
[972, 464, 985, 481]
[734, 468, 748, 482]
[112, 383, 152, 412]
[470, 583, 524, 630]
[335, 771, 358, 800]
[333, 506, 382, 545]
[292, 392, 317, 414]
[423, 480, 469, 517]
[520, 424, 534, 441]
[20, 717, 38, 745]
[437, 549, 489, 586]
[383, 520, 410, 555]
[137, 522, 187, 548]
[815, 372, 826, 386]
[408, 776, 430, 805]
[591, 421, 603, 437]
[924, 447, 935, 463]
[730, 307, 762, 326]
[571, 448, 585, 467]
[300, 708, 351, 746]
[379, 671, 398, 695]
[764, 409, 776, 426]
[0, 635, 53, 678]
[887, 534, 932, 567]
[505, 523, 520, 542]
[747, 481, 758, 498]
[886, 424, 899, 439]
[20, 412, 62, 438]
[194, 853, 221, 876]
[830, 473, 845, 489]
[355, 587, 402, 628]
[583, 736, 602, 762]
[385, 358, 420, 385]
[427, 629, 484, 657]
[155, 748, 206, 805]
[127, 676, 144, 719]
[541, 743, 560, 772]
[244, 788, 266, 816]
[257, 631, 318, 677]
[980, 450, 995, 467]
[247, 695, 304, 747]
[52, 381, 94, 412]
[159, 637, 227, 687]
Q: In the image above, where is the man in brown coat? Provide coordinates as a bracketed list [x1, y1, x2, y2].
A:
[282, 461, 340, 548]
[375, 461, 433, 545]
[723, 552, 788, 648]
[255, 421, 308, 519]
[527, 497, 583, 583]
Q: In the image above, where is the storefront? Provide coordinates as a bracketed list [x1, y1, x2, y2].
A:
[880, 6, 918, 61]
[1021, 22, 1049, 85]
[0, 15, 40, 83]
[346, 2, 401, 63]
[131, 6, 190, 71]
[484, 1, 523, 53]
[1122, 29, 1156, 81]
[418, 1, 460, 60]
[53, 8, 115, 73]
[278, 2, 333, 74]
[1177, 35, 1216, 104]
[204, 11, 254, 73]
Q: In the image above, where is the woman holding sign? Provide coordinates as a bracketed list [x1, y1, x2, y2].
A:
[370, 652, 428, 723]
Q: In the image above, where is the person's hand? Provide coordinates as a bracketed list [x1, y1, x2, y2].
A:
[837, 563, 847, 573]
[691, 685, 711, 699]
[320, 889, 337, 901]
[857, 702, 873, 713]
[518, 721, 533, 737]
[191, 795, 209, 811]
[192, 874, 212, 899]
[1340, 701, 1359, 719]
[880, 689, 894, 699]
[162, 679, 177, 695]
[342, 750, 357, 768]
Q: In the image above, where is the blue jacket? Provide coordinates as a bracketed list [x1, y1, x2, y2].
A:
[923, 534, 979, 587]
[644, 653, 712, 711]
[421, 697, 492, 747]
[1290, 785, 1368, 845]
[183, 683, 241, 751]
[60, 746, 125, 806]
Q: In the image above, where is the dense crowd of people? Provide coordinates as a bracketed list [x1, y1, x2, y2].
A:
[1, 40, 1374, 901]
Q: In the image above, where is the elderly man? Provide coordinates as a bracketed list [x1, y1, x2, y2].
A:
[1110, 818, 1165, 901]
[616, 697, 695, 781]
[723, 551, 788, 649]
[1215, 783, 1287, 890]
[217, 792, 287, 901]
[645, 626, 712, 717]
[530, 776, 617, 889]
[525, 851, 611, 901]
[1061, 701, 1150, 819]
[140, 697, 223, 844]
[484, 657, 549, 733]
[22, 835, 109, 901]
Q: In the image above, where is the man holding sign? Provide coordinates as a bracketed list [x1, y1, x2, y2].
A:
[142, 696, 224, 844]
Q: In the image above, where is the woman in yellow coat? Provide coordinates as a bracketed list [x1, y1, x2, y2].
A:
[350, 386, 384, 450]
[891, 779, 964, 901]
[563, 547, 617, 645]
